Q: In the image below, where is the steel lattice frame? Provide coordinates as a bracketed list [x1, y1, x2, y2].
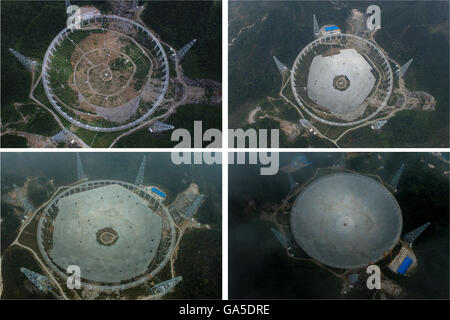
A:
[42, 15, 170, 132]
[290, 34, 393, 127]
[37, 180, 176, 291]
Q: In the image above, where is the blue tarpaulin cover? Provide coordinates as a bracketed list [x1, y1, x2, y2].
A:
[151, 187, 166, 198]
[325, 26, 339, 31]
[397, 256, 413, 274]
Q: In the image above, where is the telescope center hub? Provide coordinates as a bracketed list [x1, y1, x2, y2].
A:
[100, 67, 113, 82]
[96, 227, 119, 246]
[333, 74, 350, 91]
[83, 49, 136, 97]
[336, 215, 355, 233]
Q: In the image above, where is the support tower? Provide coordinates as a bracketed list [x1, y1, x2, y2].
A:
[135, 155, 147, 185]
[76, 153, 86, 181]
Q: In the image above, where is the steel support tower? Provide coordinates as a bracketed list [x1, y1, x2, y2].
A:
[403, 222, 430, 247]
[287, 172, 298, 190]
[397, 59, 413, 77]
[20, 267, 52, 292]
[273, 56, 289, 77]
[313, 14, 320, 37]
[271, 228, 291, 249]
[76, 153, 86, 181]
[299, 119, 313, 131]
[9, 48, 37, 71]
[135, 155, 147, 185]
[371, 120, 388, 130]
[391, 163, 405, 190]
[149, 276, 183, 295]
[149, 121, 175, 133]
[175, 39, 197, 62]
[184, 194, 206, 219]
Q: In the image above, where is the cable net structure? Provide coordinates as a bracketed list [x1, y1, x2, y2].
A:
[290, 173, 402, 269]
[37, 180, 176, 291]
[42, 14, 169, 132]
[291, 34, 393, 127]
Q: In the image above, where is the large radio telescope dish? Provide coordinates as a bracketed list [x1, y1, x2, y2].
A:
[290, 173, 402, 269]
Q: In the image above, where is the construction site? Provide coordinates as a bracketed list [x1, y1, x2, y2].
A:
[254, 153, 447, 299]
[1, 1, 222, 148]
[0, 153, 213, 300]
[264, 8, 438, 147]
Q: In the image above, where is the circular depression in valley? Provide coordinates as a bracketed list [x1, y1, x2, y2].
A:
[37, 181, 175, 290]
[291, 34, 393, 126]
[42, 15, 169, 132]
[290, 173, 402, 269]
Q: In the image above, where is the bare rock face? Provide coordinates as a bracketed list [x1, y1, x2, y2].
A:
[183, 77, 222, 106]
[404, 91, 436, 112]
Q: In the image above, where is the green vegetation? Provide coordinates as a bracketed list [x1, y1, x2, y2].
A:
[142, 1, 221, 81]
[229, 1, 449, 147]
[116, 104, 221, 148]
[229, 152, 449, 298]
[1, 135, 28, 147]
[1, 1, 67, 145]
[373, 1, 449, 147]
[121, 43, 150, 90]
[1, 246, 56, 299]
[1, 153, 222, 299]
[14, 106, 60, 137]
[1, 203, 21, 254]
[166, 228, 221, 299]
[229, 1, 347, 128]
[1, 1, 221, 148]
[111, 57, 127, 71]
[1, 1, 66, 108]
